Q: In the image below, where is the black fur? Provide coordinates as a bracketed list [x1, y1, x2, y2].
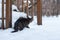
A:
[0, 27, 1, 29]
[13, 9, 18, 12]
[11, 16, 33, 33]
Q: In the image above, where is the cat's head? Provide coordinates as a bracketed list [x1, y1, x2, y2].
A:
[27, 16, 33, 22]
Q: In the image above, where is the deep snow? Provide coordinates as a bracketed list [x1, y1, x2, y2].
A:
[0, 2, 60, 40]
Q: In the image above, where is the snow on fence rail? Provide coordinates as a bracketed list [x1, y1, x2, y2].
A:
[0, 0, 42, 29]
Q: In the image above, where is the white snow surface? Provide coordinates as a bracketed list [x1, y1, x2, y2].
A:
[0, 3, 60, 40]
[0, 0, 2, 3]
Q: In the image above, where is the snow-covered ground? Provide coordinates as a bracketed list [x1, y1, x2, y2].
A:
[0, 0, 2, 3]
[0, 16, 60, 40]
[0, 3, 60, 40]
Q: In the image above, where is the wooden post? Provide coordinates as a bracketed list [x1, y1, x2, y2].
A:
[27, 0, 29, 16]
[37, 0, 42, 25]
[22, 0, 24, 12]
[6, 0, 10, 29]
[2, 0, 4, 29]
[9, 0, 12, 28]
[16, 0, 21, 11]
[30, 0, 34, 18]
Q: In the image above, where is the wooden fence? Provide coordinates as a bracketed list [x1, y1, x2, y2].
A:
[0, 0, 42, 29]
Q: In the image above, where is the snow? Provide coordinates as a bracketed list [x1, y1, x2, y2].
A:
[0, 0, 2, 3]
[24, 1, 31, 4]
[0, 3, 60, 40]
[0, 16, 60, 40]
[12, 5, 19, 11]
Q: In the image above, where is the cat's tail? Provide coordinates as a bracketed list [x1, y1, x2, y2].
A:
[26, 26, 30, 28]
[11, 30, 18, 33]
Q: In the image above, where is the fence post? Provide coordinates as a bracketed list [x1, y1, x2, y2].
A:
[22, 0, 24, 12]
[27, 0, 29, 16]
[37, 0, 42, 25]
[6, 0, 11, 29]
[30, 0, 34, 18]
[2, 0, 4, 29]
[9, 0, 12, 28]
[16, 0, 21, 11]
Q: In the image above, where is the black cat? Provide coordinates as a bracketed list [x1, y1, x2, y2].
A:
[11, 16, 33, 33]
